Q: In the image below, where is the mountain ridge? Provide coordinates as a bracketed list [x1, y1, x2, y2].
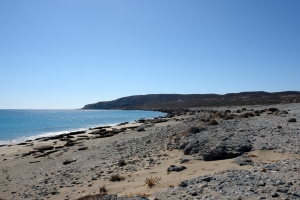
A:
[82, 91, 300, 110]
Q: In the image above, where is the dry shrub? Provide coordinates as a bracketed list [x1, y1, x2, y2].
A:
[118, 160, 126, 166]
[99, 185, 107, 194]
[109, 174, 125, 182]
[144, 177, 161, 188]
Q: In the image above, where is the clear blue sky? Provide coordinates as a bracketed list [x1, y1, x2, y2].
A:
[1, 0, 299, 109]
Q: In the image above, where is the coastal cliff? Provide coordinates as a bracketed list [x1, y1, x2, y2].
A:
[82, 91, 300, 110]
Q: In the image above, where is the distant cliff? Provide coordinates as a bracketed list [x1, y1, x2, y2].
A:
[82, 91, 300, 110]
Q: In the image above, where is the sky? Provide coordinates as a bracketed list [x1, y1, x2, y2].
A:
[1, 0, 300, 109]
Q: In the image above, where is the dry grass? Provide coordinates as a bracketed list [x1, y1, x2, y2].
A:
[109, 174, 125, 182]
[144, 176, 161, 188]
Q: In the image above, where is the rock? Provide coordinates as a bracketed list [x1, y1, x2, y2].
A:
[271, 192, 279, 197]
[204, 139, 252, 161]
[99, 194, 118, 200]
[274, 110, 288, 116]
[180, 156, 192, 164]
[68, 130, 86, 135]
[276, 187, 288, 193]
[234, 154, 254, 166]
[268, 108, 278, 112]
[288, 118, 296, 122]
[187, 127, 201, 134]
[257, 181, 266, 186]
[167, 165, 187, 172]
[63, 158, 76, 165]
[33, 145, 54, 152]
[206, 119, 218, 126]
[17, 142, 29, 145]
[136, 124, 145, 132]
[78, 146, 88, 151]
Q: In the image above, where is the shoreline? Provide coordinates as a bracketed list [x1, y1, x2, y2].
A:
[0, 110, 167, 146]
[0, 103, 299, 200]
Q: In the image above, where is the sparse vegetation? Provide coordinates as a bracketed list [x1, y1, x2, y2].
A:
[146, 139, 151, 144]
[109, 174, 125, 182]
[118, 159, 126, 166]
[99, 185, 107, 194]
[144, 176, 161, 188]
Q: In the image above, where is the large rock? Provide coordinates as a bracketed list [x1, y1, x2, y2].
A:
[201, 139, 252, 161]
[169, 130, 253, 161]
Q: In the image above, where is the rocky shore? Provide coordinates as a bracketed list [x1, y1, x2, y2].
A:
[0, 103, 299, 200]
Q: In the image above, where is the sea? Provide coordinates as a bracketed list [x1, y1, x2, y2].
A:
[0, 109, 166, 145]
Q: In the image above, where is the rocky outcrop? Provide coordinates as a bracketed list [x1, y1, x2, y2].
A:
[168, 128, 253, 161]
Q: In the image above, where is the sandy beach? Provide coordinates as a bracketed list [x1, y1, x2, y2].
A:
[1, 103, 300, 200]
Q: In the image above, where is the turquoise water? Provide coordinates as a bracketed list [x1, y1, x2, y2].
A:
[0, 109, 165, 144]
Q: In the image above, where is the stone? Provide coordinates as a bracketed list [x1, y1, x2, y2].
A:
[167, 165, 187, 172]
[206, 119, 218, 126]
[136, 124, 145, 132]
[287, 118, 296, 122]
[33, 145, 54, 152]
[78, 146, 88, 151]
[234, 154, 254, 166]
[63, 158, 76, 165]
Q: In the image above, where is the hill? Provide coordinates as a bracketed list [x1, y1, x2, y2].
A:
[82, 91, 300, 110]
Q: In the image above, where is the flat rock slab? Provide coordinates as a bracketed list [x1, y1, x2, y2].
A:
[33, 145, 54, 151]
